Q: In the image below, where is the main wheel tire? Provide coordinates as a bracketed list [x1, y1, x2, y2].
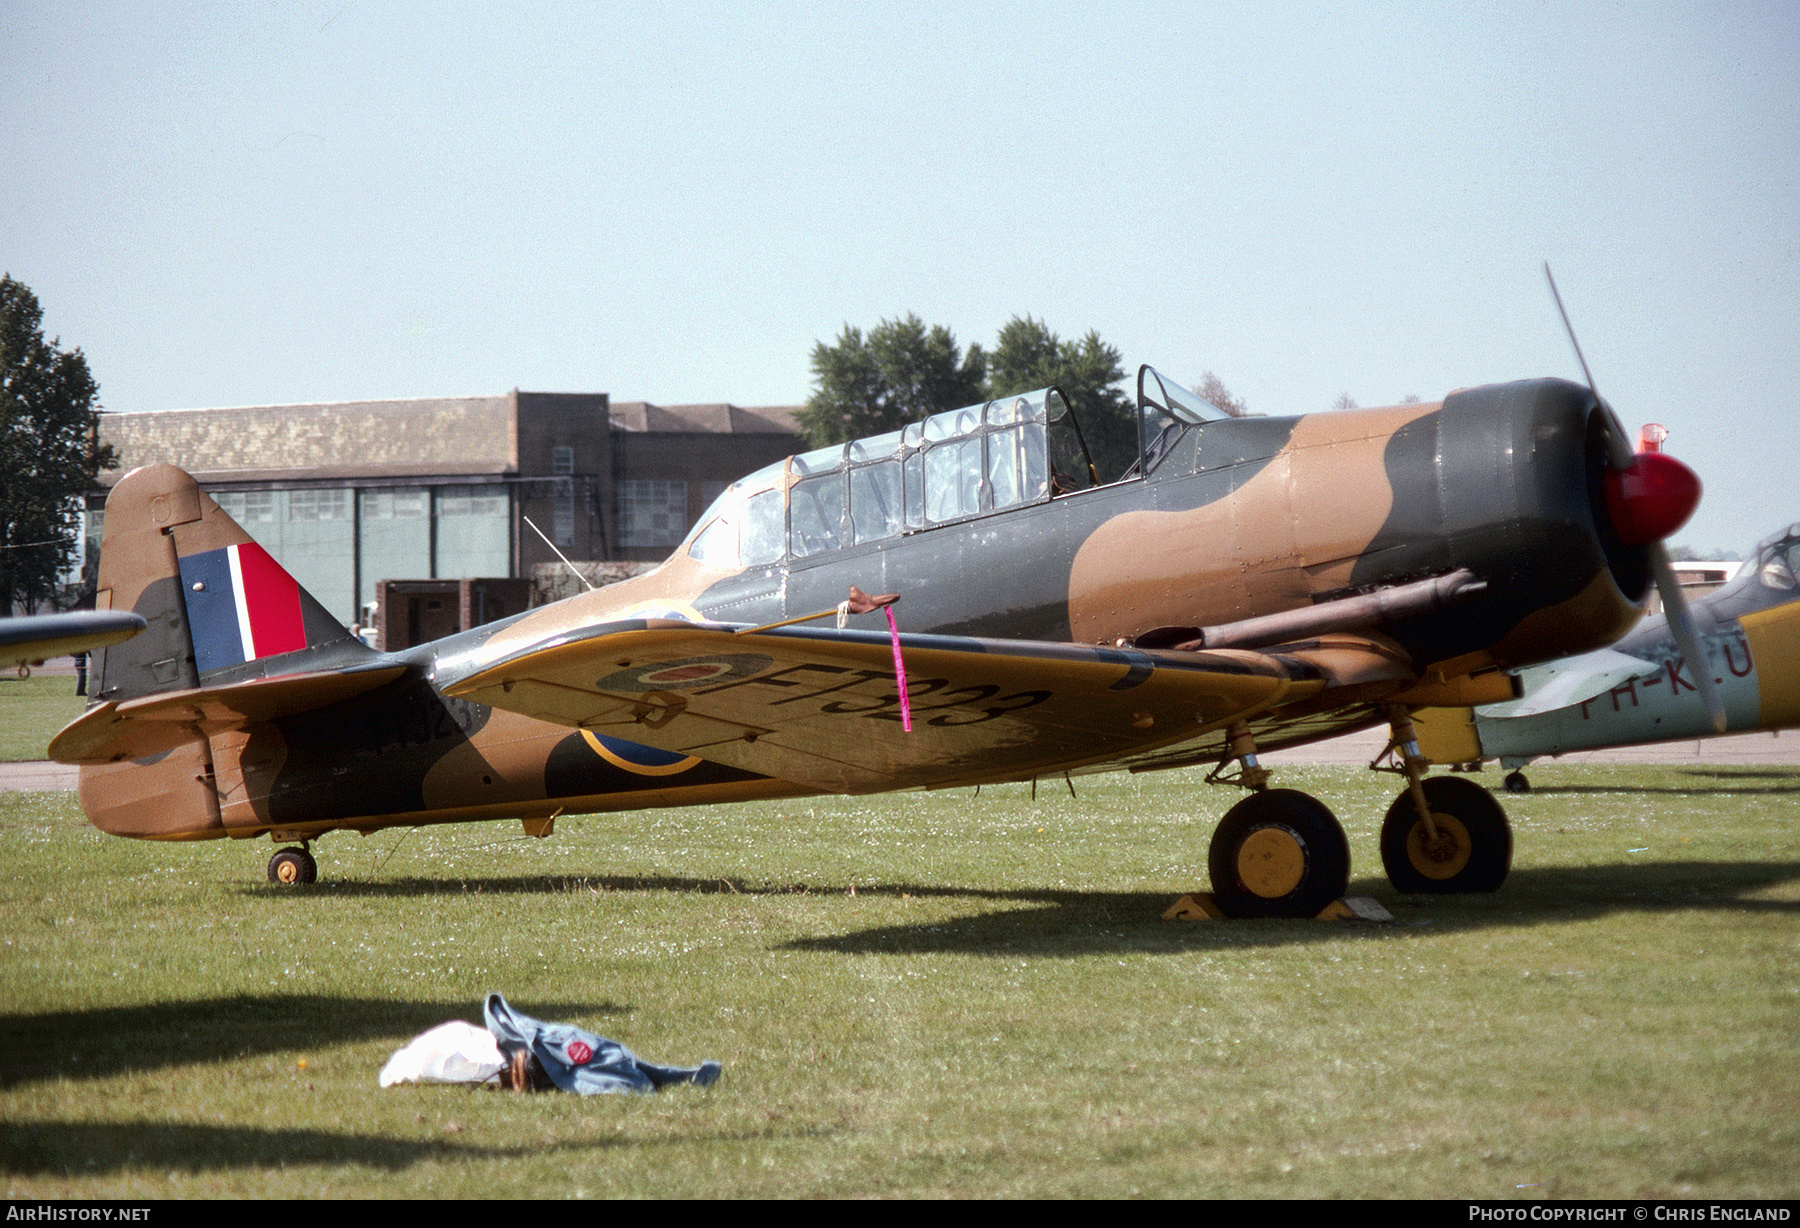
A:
[1503, 770, 1531, 794]
[1207, 789, 1351, 919]
[1380, 776, 1512, 894]
[267, 846, 317, 885]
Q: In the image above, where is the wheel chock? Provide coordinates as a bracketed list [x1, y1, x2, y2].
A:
[1162, 893, 1230, 920]
[1317, 896, 1393, 921]
[1162, 893, 1393, 921]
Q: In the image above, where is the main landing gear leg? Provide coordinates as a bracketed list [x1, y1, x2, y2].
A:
[267, 842, 317, 885]
[1205, 721, 1351, 918]
[1378, 706, 1512, 894]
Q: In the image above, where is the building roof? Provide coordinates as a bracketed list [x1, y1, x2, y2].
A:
[607, 402, 802, 435]
[96, 394, 805, 487]
[99, 396, 519, 485]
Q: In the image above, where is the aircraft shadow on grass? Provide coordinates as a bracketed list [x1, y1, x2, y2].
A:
[0, 995, 627, 1091]
[1, 1119, 527, 1176]
[230, 869, 837, 900]
[776, 859, 1800, 957]
[236, 859, 1800, 957]
[233, 870, 1125, 901]
[0, 1118, 823, 1178]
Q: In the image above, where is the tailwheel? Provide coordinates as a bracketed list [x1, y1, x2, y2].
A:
[267, 846, 317, 886]
[1503, 770, 1531, 794]
[1380, 776, 1512, 894]
[1207, 789, 1350, 918]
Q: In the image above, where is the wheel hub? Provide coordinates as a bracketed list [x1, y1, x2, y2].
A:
[1406, 814, 1472, 880]
[1236, 825, 1307, 898]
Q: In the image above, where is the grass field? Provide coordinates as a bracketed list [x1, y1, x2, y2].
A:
[0, 674, 85, 762]
[2, 761, 1796, 1199]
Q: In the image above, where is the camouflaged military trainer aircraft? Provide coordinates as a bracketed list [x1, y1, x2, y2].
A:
[55, 367, 1707, 915]
[1413, 519, 1800, 796]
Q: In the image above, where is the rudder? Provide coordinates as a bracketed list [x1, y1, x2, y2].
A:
[90, 464, 366, 703]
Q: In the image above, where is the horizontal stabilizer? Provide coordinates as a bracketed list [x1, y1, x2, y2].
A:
[50, 664, 409, 764]
[1478, 648, 1652, 719]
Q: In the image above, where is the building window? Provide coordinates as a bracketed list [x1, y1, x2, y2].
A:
[288, 489, 351, 521]
[618, 480, 688, 548]
[214, 490, 275, 523]
[551, 447, 576, 548]
[361, 489, 425, 519]
[438, 485, 508, 517]
[552, 483, 575, 549]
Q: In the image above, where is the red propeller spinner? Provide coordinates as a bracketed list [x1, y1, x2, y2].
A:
[1602, 448, 1702, 548]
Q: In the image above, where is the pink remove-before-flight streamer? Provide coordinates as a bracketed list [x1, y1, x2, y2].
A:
[884, 605, 911, 732]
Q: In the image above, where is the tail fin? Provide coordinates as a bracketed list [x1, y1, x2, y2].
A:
[91, 464, 369, 703]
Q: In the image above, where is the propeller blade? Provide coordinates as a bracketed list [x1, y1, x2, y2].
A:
[1544, 262, 1635, 468]
[1545, 262, 1600, 398]
[1543, 262, 1719, 730]
[1650, 545, 1727, 733]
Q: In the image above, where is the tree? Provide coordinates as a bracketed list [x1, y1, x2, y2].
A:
[1192, 371, 1248, 418]
[800, 313, 1138, 480]
[985, 316, 1135, 480]
[799, 314, 986, 447]
[0, 276, 113, 612]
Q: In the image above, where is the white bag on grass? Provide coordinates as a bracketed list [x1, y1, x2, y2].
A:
[378, 1020, 505, 1087]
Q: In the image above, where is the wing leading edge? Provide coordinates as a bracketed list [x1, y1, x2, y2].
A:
[442, 621, 1329, 793]
[1, 611, 146, 666]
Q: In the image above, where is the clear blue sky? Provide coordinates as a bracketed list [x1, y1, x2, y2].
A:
[6, 1, 1794, 554]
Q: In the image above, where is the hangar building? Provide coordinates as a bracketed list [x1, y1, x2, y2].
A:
[90, 391, 803, 627]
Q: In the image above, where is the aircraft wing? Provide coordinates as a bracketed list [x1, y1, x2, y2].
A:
[1, 611, 147, 666]
[443, 621, 1327, 793]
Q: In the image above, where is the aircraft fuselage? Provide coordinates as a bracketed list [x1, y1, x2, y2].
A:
[75, 376, 1659, 848]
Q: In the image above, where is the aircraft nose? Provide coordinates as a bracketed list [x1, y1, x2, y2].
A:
[1602, 451, 1702, 546]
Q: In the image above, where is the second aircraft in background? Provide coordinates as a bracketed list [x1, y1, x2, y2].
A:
[1416, 521, 1800, 792]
